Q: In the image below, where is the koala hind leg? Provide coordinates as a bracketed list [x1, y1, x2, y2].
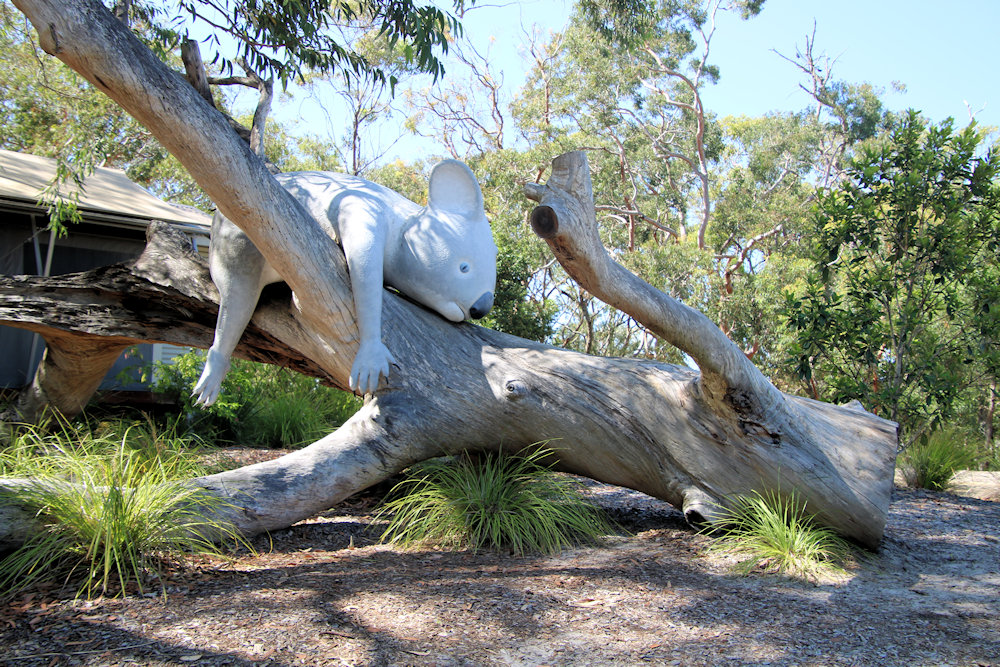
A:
[193, 215, 280, 406]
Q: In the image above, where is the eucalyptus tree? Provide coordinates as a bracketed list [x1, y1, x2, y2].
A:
[494, 1, 765, 359]
[703, 113, 827, 385]
[962, 241, 1000, 453]
[291, 26, 426, 176]
[774, 25, 889, 187]
[0, 0, 209, 212]
[703, 24, 896, 389]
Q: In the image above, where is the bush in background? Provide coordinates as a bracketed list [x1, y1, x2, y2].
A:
[149, 350, 361, 448]
[898, 429, 980, 490]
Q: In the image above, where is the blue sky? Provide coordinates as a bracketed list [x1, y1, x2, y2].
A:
[457, 0, 999, 129]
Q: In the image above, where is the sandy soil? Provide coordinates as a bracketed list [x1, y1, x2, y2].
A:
[1, 451, 997, 666]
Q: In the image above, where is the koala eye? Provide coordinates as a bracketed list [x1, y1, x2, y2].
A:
[459, 262, 471, 274]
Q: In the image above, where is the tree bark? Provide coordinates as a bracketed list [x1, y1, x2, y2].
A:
[6, 335, 129, 424]
[2, 0, 898, 550]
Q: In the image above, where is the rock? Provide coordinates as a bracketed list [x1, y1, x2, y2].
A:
[946, 470, 1000, 501]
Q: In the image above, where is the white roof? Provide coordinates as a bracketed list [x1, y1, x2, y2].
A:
[0, 148, 210, 229]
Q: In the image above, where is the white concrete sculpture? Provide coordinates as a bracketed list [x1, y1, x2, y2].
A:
[193, 160, 497, 403]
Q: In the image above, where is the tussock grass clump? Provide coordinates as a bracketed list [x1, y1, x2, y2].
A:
[704, 489, 853, 581]
[0, 419, 246, 600]
[377, 447, 613, 555]
[899, 430, 978, 490]
[0, 415, 205, 478]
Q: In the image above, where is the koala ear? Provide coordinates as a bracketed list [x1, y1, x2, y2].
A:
[427, 160, 484, 218]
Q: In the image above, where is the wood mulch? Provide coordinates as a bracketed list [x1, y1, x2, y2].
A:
[1, 448, 997, 666]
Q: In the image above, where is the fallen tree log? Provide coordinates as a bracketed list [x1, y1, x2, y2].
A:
[1, 0, 898, 550]
[1, 217, 895, 548]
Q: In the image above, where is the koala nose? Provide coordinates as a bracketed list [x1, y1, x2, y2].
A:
[469, 291, 494, 319]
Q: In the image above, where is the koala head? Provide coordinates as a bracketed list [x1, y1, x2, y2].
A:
[389, 160, 498, 323]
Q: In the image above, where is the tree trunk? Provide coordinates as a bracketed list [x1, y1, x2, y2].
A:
[2, 0, 897, 549]
[985, 378, 996, 455]
[7, 335, 129, 424]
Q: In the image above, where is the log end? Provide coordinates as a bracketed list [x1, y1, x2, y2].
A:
[530, 205, 560, 239]
[681, 487, 722, 528]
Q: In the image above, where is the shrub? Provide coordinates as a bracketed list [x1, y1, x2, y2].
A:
[233, 364, 362, 447]
[704, 489, 853, 580]
[376, 447, 613, 555]
[0, 421, 246, 599]
[149, 350, 361, 447]
[899, 430, 977, 490]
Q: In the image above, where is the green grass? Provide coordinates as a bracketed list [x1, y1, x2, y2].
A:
[0, 414, 205, 478]
[376, 447, 613, 555]
[704, 489, 853, 580]
[899, 429, 978, 490]
[0, 418, 247, 600]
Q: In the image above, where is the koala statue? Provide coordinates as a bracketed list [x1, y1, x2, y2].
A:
[192, 160, 497, 405]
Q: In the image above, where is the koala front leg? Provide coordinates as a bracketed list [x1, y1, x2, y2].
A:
[338, 197, 397, 394]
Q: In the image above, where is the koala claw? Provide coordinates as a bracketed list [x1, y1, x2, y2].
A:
[349, 341, 396, 395]
[192, 348, 230, 407]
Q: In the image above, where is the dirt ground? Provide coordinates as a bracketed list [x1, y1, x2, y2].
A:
[1, 449, 997, 667]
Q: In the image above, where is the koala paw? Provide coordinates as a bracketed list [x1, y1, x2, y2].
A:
[349, 341, 396, 395]
[192, 348, 231, 407]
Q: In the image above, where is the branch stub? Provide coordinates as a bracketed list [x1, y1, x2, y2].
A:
[530, 205, 559, 239]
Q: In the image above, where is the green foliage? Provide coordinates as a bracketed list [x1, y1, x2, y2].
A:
[479, 231, 556, 342]
[0, 414, 207, 478]
[785, 111, 1000, 439]
[579, 0, 764, 50]
[365, 159, 432, 202]
[705, 489, 853, 580]
[577, 0, 660, 46]
[0, 420, 246, 599]
[816, 81, 888, 145]
[249, 116, 342, 173]
[149, 350, 361, 447]
[899, 430, 979, 490]
[167, 0, 466, 88]
[377, 447, 613, 555]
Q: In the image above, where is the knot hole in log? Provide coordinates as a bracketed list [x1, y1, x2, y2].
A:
[504, 379, 528, 401]
[530, 206, 559, 239]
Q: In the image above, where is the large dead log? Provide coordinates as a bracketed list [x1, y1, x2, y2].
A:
[1, 220, 895, 548]
[2, 0, 897, 549]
